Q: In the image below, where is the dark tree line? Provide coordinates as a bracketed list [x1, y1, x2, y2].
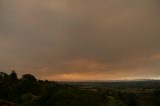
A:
[0, 71, 160, 106]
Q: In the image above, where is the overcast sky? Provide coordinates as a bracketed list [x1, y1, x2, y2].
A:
[0, 0, 160, 81]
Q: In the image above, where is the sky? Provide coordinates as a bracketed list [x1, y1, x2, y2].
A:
[0, 0, 160, 81]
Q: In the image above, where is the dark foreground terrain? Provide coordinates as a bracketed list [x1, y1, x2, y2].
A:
[1, 71, 160, 106]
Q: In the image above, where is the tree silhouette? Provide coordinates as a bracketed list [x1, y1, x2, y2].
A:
[22, 74, 37, 82]
[9, 70, 18, 81]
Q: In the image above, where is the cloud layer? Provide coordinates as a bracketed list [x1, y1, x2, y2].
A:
[0, 0, 160, 80]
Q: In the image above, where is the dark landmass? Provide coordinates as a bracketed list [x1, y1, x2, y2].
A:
[1, 71, 160, 106]
[60, 80, 160, 89]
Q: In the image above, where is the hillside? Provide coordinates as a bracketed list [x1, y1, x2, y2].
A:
[1, 71, 160, 106]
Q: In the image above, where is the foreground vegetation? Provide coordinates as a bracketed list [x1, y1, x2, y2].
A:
[0, 71, 160, 106]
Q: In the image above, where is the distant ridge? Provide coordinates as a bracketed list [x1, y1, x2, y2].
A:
[58, 79, 160, 83]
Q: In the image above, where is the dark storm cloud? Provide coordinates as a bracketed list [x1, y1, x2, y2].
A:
[0, 0, 160, 80]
